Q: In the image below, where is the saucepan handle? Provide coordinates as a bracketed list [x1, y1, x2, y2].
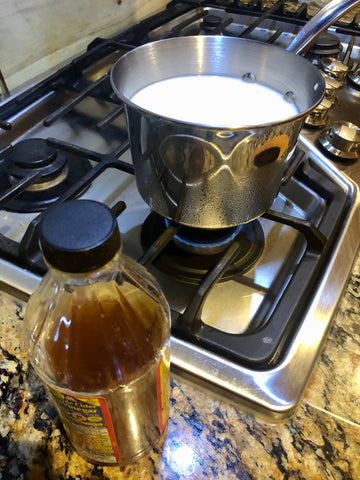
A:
[287, 0, 360, 55]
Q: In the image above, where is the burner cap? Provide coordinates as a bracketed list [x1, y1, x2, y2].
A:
[0, 138, 92, 212]
[11, 138, 57, 167]
[308, 32, 343, 57]
[5, 138, 66, 184]
[141, 213, 264, 285]
[201, 14, 222, 31]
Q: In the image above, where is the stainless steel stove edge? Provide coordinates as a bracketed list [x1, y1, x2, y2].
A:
[170, 243, 358, 422]
[0, 261, 40, 302]
[170, 137, 360, 421]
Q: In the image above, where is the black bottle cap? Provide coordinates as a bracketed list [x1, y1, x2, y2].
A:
[39, 200, 121, 273]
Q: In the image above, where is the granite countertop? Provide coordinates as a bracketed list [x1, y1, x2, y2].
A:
[1, 252, 360, 480]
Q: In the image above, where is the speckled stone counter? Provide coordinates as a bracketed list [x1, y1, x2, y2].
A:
[1, 252, 360, 480]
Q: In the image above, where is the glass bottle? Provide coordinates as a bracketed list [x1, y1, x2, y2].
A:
[24, 199, 171, 465]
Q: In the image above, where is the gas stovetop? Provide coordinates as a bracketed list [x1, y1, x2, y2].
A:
[1, 0, 360, 420]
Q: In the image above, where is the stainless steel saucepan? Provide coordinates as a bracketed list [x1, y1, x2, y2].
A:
[111, 0, 360, 228]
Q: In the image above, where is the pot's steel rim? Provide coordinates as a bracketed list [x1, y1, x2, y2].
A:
[110, 36, 326, 130]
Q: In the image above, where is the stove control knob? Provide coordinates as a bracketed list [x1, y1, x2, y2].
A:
[320, 57, 348, 84]
[305, 98, 332, 127]
[319, 121, 360, 160]
[348, 64, 360, 89]
[321, 72, 341, 104]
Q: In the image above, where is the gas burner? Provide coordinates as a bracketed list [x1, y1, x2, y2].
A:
[5, 139, 67, 186]
[0, 138, 92, 212]
[141, 213, 264, 285]
[200, 14, 222, 32]
[318, 121, 360, 160]
[165, 219, 242, 255]
[308, 32, 343, 60]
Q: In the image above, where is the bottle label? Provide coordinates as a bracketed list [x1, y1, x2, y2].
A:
[156, 355, 170, 433]
[48, 387, 120, 463]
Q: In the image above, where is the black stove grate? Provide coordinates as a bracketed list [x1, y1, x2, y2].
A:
[0, 128, 350, 371]
[137, 154, 350, 369]
[0, 138, 132, 274]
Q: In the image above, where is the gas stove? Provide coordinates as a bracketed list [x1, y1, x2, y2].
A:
[1, 0, 360, 420]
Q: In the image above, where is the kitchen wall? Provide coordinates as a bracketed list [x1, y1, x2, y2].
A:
[0, 0, 168, 94]
[1, 0, 358, 95]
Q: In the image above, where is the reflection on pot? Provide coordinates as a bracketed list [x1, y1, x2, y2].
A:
[253, 134, 290, 167]
[128, 106, 302, 228]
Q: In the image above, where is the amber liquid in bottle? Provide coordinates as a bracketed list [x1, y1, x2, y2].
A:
[37, 277, 170, 465]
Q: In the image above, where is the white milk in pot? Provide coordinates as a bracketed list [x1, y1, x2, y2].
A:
[130, 75, 300, 127]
